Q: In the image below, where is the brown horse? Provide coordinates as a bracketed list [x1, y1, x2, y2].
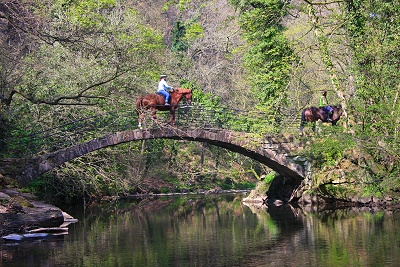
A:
[136, 88, 192, 129]
[300, 105, 342, 134]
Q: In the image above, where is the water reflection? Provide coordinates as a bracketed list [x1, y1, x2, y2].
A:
[1, 194, 400, 267]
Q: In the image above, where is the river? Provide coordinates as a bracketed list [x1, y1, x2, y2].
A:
[1, 193, 399, 266]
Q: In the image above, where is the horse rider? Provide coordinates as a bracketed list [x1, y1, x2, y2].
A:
[158, 74, 173, 106]
[319, 90, 333, 121]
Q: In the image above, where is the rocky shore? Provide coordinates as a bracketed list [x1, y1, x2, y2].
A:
[0, 188, 77, 240]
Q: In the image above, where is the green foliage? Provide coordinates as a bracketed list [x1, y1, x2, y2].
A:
[250, 177, 271, 196]
[218, 179, 256, 190]
[345, 0, 400, 137]
[230, 0, 295, 127]
[166, 0, 205, 54]
[164, 0, 195, 12]
[193, 89, 222, 108]
[3, 0, 400, 203]
[319, 184, 355, 200]
[263, 172, 276, 184]
[1, 1, 164, 142]
[303, 136, 356, 168]
[184, 22, 204, 42]
[361, 184, 383, 198]
[171, 20, 188, 52]
[55, 0, 116, 28]
[171, 17, 204, 53]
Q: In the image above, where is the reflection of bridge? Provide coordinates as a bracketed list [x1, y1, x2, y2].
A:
[0, 106, 308, 185]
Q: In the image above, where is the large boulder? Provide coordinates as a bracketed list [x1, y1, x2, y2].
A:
[0, 189, 65, 236]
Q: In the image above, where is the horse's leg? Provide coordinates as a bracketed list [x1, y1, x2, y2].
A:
[138, 113, 142, 129]
[137, 110, 143, 129]
[316, 121, 322, 134]
[299, 120, 305, 136]
[167, 108, 176, 125]
[300, 109, 310, 136]
[151, 108, 158, 122]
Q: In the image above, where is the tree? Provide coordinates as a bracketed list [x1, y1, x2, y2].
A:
[345, 0, 400, 137]
[142, 0, 249, 108]
[230, 0, 295, 123]
[0, 0, 163, 118]
[0, 0, 165, 195]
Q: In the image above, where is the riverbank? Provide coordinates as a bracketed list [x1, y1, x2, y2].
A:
[0, 188, 77, 239]
[0, 186, 250, 238]
[2, 180, 400, 240]
[243, 182, 400, 210]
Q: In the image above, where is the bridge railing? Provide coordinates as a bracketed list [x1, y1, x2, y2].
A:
[1, 109, 139, 158]
[175, 106, 267, 131]
[0, 105, 299, 158]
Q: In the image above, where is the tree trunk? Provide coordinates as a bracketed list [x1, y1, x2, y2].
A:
[308, 4, 349, 129]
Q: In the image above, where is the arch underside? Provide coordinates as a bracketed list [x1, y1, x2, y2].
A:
[13, 128, 305, 185]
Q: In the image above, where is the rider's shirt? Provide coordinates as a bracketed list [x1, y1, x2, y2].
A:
[319, 96, 329, 107]
[158, 79, 173, 92]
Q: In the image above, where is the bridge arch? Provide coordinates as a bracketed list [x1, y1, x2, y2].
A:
[2, 128, 306, 186]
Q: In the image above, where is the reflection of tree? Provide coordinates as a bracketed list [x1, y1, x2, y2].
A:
[242, 203, 400, 266]
[241, 202, 307, 266]
[28, 194, 252, 267]
[3, 196, 399, 267]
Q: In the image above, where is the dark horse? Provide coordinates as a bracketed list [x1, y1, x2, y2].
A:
[300, 105, 342, 134]
[136, 88, 192, 129]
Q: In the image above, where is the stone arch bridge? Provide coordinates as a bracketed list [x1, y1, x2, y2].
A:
[0, 107, 309, 186]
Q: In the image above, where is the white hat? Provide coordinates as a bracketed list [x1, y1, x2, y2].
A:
[160, 74, 167, 78]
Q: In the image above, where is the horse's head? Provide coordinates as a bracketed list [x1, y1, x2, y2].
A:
[334, 105, 343, 117]
[173, 88, 192, 105]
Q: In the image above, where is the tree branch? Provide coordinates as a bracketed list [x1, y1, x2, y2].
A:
[0, 62, 129, 106]
[302, 0, 345, 5]
[3, 89, 103, 106]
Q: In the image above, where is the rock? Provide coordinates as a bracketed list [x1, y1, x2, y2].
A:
[1, 189, 19, 197]
[372, 196, 383, 206]
[0, 190, 71, 236]
[61, 212, 78, 227]
[358, 196, 372, 204]
[4, 199, 24, 213]
[1, 233, 52, 241]
[0, 208, 64, 230]
[28, 227, 68, 234]
[242, 195, 264, 203]
[0, 192, 11, 200]
[22, 233, 49, 239]
[300, 194, 312, 204]
[2, 233, 24, 241]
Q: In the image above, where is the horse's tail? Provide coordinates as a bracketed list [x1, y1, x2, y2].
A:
[136, 97, 145, 114]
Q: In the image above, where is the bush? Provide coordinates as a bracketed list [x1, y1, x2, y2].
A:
[303, 135, 356, 168]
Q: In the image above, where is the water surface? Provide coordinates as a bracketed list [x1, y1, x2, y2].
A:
[1, 194, 399, 266]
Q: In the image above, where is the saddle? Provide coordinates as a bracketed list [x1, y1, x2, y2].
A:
[321, 106, 333, 114]
[156, 92, 169, 104]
